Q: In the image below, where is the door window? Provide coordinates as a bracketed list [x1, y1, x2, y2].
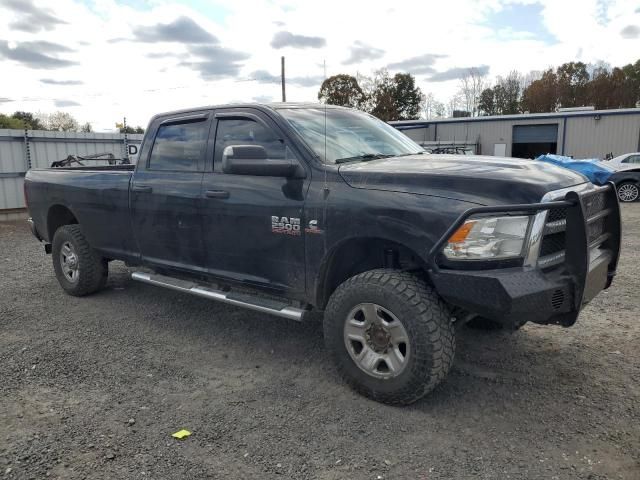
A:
[214, 118, 286, 163]
[149, 120, 208, 171]
[622, 155, 640, 164]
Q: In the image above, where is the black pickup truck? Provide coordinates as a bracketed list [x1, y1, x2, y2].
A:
[24, 103, 621, 405]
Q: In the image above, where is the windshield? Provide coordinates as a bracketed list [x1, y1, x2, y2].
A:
[279, 107, 424, 164]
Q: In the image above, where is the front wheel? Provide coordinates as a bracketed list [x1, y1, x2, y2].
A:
[324, 269, 455, 405]
[617, 181, 639, 203]
[52, 225, 108, 296]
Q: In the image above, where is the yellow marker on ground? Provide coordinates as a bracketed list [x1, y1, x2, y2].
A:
[172, 429, 191, 439]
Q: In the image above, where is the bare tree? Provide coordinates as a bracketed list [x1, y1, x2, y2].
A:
[459, 67, 487, 116]
[421, 92, 447, 119]
[447, 92, 464, 117]
[41, 111, 80, 132]
[420, 92, 435, 119]
[433, 100, 446, 118]
[520, 70, 542, 94]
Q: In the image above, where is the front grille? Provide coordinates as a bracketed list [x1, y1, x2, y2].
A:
[540, 231, 565, 257]
[587, 217, 605, 244]
[582, 191, 607, 218]
[547, 207, 567, 223]
[536, 186, 613, 270]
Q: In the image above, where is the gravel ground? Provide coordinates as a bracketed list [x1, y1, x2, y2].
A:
[0, 206, 639, 480]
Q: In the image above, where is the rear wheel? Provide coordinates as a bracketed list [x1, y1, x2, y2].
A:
[617, 182, 639, 203]
[52, 225, 108, 296]
[324, 269, 455, 405]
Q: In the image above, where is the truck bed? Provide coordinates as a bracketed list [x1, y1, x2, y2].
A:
[25, 167, 138, 263]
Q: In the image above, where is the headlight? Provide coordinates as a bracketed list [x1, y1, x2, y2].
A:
[443, 215, 531, 260]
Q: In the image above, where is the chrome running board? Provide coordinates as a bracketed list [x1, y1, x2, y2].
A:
[131, 272, 305, 321]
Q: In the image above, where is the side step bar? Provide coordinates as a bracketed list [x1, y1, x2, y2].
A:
[131, 272, 306, 321]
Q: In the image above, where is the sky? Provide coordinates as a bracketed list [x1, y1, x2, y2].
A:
[0, 0, 639, 131]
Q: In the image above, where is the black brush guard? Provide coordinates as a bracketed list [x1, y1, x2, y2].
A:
[427, 184, 621, 328]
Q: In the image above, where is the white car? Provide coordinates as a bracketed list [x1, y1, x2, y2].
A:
[607, 153, 640, 202]
[609, 152, 640, 171]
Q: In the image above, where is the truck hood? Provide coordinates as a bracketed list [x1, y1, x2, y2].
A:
[338, 154, 588, 205]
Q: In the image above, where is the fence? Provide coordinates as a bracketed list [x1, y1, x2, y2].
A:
[0, 129, 143, 216]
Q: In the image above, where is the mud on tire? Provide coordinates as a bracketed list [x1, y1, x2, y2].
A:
[323, 269, 455, 405]
[52, 224, 108, 297]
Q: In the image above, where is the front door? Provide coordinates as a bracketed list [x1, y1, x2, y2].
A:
[200, 108, 309, 294]
[130, 113, 211, 271]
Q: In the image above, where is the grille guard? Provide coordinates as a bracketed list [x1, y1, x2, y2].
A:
[427, 183, 622, 327]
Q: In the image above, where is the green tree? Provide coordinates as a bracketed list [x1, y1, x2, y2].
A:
[0, 113, 26, 129]
[392, 73, 422, 120]
[12, 111, 44, 130]
[318, 74, 365, 108]
[556, 61, 589, 107]
[117, 125, 145, 134]
[620, 59, 640, 107]
[367, 69, 423, 121]
[369, 69, 397, 121]
[496, 71, 521, 114]
[478, 87, 496, 115]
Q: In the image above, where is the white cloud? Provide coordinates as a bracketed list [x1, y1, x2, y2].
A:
[0, 0, 638, 130]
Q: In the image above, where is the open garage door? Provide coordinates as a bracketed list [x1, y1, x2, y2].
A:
[512, 124, 558, 159]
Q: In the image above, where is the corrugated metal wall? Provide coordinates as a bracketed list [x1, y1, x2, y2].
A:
[564, 115, 640, 158]
[401, 126, 434, 144]
[0, 129, 143, 211]
[435, 118, 566, 157]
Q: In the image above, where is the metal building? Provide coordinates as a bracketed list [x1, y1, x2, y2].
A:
[0, 129, 143, 220]
[391, 107, 640, 160]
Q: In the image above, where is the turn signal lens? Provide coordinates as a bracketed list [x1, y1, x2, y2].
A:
[448, 221, 476, 244]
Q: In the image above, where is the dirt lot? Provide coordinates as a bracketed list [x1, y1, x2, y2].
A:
[1, 206, 639, 480]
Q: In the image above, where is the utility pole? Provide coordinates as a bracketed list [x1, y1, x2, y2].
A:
[281, 56, 286, 102]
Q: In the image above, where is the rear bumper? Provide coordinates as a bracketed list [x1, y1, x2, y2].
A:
[27, 217, 43, 242]
[430, 249, 611, 328]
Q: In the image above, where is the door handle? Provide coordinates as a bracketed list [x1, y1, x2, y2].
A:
[205, 190, 230, 199]
[132, 185, 153, 193]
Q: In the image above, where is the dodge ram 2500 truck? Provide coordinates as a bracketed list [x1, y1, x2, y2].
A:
[24, 103, 622, 405]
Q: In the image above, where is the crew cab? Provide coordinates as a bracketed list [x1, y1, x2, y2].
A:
[24, 103, 622, 405]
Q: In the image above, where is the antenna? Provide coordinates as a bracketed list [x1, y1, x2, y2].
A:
[281, 56, 286, 102]
[323, 59, 328, 191]
[322, 59, 328, 253]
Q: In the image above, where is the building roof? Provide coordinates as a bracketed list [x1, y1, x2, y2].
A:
[390, 107, 640, 127]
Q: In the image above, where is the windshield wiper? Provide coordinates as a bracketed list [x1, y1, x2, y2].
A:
[335, 153, 394, 164]
[394, 151, 426, 157]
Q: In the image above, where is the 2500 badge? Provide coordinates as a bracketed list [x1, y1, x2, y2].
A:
[271, 216, 301, 236]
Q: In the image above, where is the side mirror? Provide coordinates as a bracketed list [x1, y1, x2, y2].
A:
[221, 145, 303, 178]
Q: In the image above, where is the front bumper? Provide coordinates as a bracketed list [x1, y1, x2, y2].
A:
[430, 250, 611, 327]
[428, 184, 621, 328]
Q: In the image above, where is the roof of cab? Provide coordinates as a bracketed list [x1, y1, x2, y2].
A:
[149, 102, 352, 122]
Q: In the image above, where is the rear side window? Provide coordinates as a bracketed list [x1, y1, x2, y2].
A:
[149, 120, 208, 171]
[214, 118, 285, 162]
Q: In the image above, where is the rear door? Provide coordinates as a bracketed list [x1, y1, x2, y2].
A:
[130, 112, 211, 271]
[200, 107, 310, 294]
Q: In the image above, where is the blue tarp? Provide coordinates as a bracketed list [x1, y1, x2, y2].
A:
[535, 154, 615, 185]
